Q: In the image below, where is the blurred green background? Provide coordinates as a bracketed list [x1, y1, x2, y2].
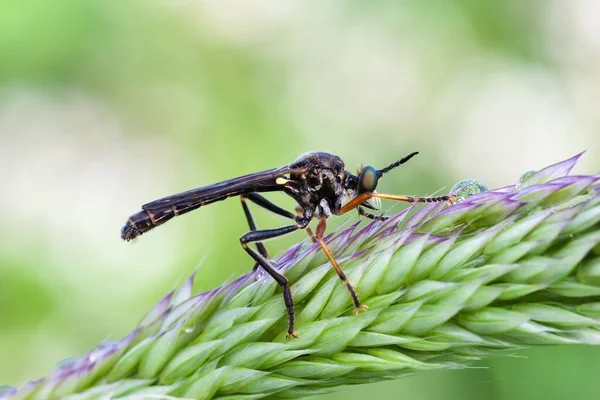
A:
[1, 1, 600, 399]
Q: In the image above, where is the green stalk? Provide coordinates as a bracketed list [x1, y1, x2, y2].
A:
[3, 153, 600, 400]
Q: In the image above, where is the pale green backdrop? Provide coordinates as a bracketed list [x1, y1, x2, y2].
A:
[1, 1, 600, 399]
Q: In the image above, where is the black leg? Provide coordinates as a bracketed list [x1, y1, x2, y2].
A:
[240, 223, 306, 338]
[240, 193, 297, 270]
[374, 193, 452, 203]
[296, 206, 316, 242]
[358, 206, 389, 221]
[245, 192, 297, 219]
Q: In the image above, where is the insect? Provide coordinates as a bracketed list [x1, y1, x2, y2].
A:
[121, 151, 450, 338]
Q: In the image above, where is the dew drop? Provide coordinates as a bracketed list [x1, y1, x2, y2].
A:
[450, 179, 489, 203]
[518, 170, 536, 185]
[184, 327, 194, 334]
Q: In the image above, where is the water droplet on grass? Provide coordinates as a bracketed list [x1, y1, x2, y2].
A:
[518, 170, 536, 185]
[450, 179, 489, 203]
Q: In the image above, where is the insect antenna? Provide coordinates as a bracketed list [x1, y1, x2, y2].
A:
[377, 151, 419, 176]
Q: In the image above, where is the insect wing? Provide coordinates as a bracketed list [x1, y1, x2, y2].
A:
[141, 165, 298, 212]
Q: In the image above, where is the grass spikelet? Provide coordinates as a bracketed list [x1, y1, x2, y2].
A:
[3, 153, 600, 400]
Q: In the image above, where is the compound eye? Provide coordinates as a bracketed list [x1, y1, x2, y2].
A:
[358, 166, 379, 193]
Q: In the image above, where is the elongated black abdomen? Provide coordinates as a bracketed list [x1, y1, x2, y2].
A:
[121, 191, 233, 240]
[121, 209, 170, 241]
[121, 202, 202, 241]
[121, 165, 305, 242]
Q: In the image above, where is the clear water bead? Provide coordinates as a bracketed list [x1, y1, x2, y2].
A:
[518, 170, 536, 185]
[450, 179, 489, 203]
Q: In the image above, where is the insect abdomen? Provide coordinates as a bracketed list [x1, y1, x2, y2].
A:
[121, 208, 177, 241]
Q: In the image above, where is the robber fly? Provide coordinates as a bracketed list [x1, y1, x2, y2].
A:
[121, 151, 450, 338]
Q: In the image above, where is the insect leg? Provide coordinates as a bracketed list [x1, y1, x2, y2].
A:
[240, 223, 306, 338]
[373, 193, 452, 203]
[339, 193, 376, 215]
[245, 193, 297, 219]
[296, 206, 316, 242]
[340, 192, 452, 215]
[315, 218, 368, 315]
[240, 193, 297, 270]
[358, 206, 389, 221]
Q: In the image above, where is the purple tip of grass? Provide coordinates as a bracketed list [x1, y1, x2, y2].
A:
[372, 206, 415, 235]
[520, 152, 585, 187]
[224, 272, 256, 297]
[138, 291, 175, 328]
[178, 292, 213, 323]
[52, 352, 98, 384]
[331, 220, 363, 243]
[495, 198, 527, 215]
[13, 378, 45, 399]
[27, 378, 45, 388]
[343, 224, 372, 250]
[550, 176, 600, 192]
[277, 243, 304, 266]
[497, 184, 518, 193]
[206, 273, 258, 306]
[511, 182, 571, 201]
[357, 216, 382, 236]
[84, 342, 119, 366]
[169, 271, 198, 310]
[279, 243, 321, 275]
[424, 201, 480, 221]
[122, 328, 142, 347]
[82, 362, 97, 374]
[347, 247, 371, 261]
[460, 191, 510, 203]
[157, 291, 175, 308]
[427, 233, 455, 245]
[403, 203, 444, 229]
[181, 270, 197, 294]
[378, 210, 418, 237]
[388, 226, 416, 245]
[379, 224, 399, 237]
[351, 220, 373, 237]
[14, 340, 127, 400]
[54, 363, 81, 381]
[0, 387, 17, 399]
[402, 231, 433, 246]
[357, 213, 398, 241]
[25, 378, 47, 390]
[366, 220, 385, 236]
[134, 307, 174, 338]
[202, 282, 228, 302]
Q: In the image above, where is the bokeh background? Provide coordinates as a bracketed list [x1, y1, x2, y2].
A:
[1, 1, 600, 399]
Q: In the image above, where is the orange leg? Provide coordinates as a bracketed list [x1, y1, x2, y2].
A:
[339, 192, 452, 215]
[316, 218, 367, 314]
[339, 193, 374, 215]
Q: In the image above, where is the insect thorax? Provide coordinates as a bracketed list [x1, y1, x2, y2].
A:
[288, 152, 348, 216]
